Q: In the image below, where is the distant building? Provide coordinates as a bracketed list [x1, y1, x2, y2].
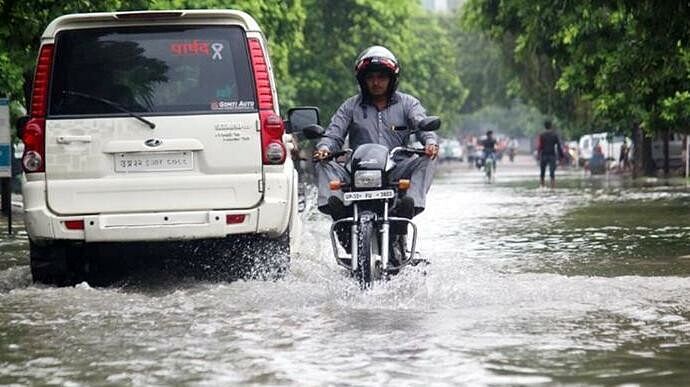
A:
[421, 0, 464, 13]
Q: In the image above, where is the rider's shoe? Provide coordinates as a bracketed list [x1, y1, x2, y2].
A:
[410, 254, 430, 276]
[334, 223, 351, 254]
[389, 234, 407, 268]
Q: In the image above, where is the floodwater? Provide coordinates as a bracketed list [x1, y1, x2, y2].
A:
[2, 158, 690, 386]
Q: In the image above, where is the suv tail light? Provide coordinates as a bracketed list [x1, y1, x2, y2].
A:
[22, 118, 45, 172]
[248, 38, 286, 165]
[23, 44, 54, 173]
[226, 214, 246, 224]
[64, 220, 85, 230]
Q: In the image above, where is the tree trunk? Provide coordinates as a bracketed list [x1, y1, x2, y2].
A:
[632, 123, 642, 178]
[663, 128, 670, 177]
[643, 135, 656, 176]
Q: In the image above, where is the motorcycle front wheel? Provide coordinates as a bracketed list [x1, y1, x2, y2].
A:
[355, 219, 380, 288]
[485, 161, 494, 183]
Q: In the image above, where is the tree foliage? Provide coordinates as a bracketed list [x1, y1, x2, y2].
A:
[292, 0, 466, 135]
[451, 21, 514, 114]
[445, 9, 547, 139]
[462, 0, 690, 135]
[0, 0, 466, 138]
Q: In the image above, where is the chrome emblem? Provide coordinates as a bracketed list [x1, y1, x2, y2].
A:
[144, 139, 162, 147]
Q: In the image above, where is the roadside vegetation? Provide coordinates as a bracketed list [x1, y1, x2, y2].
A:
[1, 0, 688, 175]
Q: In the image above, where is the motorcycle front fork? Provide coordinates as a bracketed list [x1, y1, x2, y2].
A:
[349, 201, 390, 272]
[330, 201, 418, 272]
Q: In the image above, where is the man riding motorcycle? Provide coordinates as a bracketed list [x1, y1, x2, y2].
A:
[475, 130, 497, 169]
[312, 45, 439, 266]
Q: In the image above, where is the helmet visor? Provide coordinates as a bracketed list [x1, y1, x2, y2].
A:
[356, 57, 398, 75]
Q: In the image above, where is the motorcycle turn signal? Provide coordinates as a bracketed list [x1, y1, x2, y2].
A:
[329, 180, 343, 190]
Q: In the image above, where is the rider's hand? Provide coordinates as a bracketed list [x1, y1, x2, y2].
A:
[425, 144, 439, 160]
[312, 148, 331, 162]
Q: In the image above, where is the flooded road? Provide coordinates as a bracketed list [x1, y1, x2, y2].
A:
[2, 158, 690, 385]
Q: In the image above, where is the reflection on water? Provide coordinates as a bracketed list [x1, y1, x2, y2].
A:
[1, 164, 690, 385]
[0, 216, 27, 271]
[484, 175, 690, 277]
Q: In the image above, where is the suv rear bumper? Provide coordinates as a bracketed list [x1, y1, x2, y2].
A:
[22, 169, 297, 243]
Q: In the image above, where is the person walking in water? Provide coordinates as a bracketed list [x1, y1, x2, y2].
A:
[536, 120, 564, 189]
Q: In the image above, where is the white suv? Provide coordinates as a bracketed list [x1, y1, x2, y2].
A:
[19, 10, 302, 285]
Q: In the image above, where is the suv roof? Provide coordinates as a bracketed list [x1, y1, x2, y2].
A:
[42, 10, 262, 39]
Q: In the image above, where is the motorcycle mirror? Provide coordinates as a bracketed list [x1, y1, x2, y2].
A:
[286, 106, 320, 135]
[418, 116, 441, 132]
[302, 124, 326, 140]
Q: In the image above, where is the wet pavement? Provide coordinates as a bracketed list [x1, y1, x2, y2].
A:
[2, 156, 690, 385]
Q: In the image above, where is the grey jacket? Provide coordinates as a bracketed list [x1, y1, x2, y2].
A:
[316, 91, 438, 152]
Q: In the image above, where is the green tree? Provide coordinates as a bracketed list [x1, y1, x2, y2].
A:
[462, 0, 690, 135]
[402, 11, 467, 133]
[2, 0, 466, 138]
[293, 0, 466, 136]
[461, 0, 593, 136]
[451, 24, 513, 114]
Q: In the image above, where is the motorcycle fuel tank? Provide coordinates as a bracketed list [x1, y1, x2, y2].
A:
[350, 143, 389, 171]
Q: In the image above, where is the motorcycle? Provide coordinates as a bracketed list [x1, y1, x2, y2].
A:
[474, 151, 496, 182]
[303, 117, 440, 287]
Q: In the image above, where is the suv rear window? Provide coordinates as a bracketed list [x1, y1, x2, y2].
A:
[49, 25, 256, 116]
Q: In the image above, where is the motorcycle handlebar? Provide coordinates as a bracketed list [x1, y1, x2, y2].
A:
[315, 147, 427, 163]
[318, 149, 349, 162]
[390, 146, 428, 157]
[331, 150, 350, 159]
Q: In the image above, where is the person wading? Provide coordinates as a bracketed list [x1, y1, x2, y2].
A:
[537, 120, 564, 189]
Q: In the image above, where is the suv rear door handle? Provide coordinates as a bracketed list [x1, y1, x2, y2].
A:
[57, 135, 92, 144]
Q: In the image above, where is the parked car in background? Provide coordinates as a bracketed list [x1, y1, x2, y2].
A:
[439, 138, 464, 162]
[578, 132, 630, 168]
[651, 132, 684, 169]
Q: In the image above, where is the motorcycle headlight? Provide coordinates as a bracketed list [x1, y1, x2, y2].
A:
[354, 170, 382, 188]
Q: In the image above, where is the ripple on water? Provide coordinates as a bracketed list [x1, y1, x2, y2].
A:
[2, 172, 690, 384]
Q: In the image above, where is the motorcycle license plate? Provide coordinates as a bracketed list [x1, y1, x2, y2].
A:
[344, 189, 395, 201]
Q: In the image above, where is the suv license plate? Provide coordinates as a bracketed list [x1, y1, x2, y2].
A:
[115, 152, 193, 173]
[344, 189, 395, 202]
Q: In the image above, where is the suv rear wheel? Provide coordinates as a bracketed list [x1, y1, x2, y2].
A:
[30, 240, 86, 286]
